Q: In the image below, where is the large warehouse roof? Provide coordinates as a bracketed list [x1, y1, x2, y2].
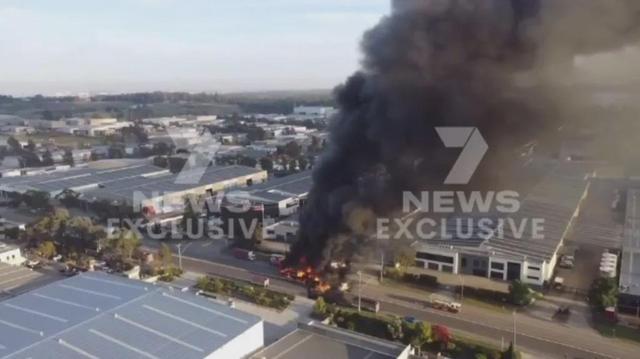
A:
[83, 165, 265, 203]
[0, 161, 265, 203]
[621, 189, 640, 297]
[416, 162, 592, 263]
[251, 322, 410, 359]
[0, 163, 168, 194]
[240, 170, 313, 203]
[0, 272, 262, 359]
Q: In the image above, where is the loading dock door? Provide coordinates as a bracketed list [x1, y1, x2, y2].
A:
[507, 262, 521, 281]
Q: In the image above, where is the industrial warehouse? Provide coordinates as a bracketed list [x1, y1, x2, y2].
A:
[0, 272, 264, 359]
[412, 163, 593, 286]
[0, 161, 267, 214]
[619, 189, 640, 308]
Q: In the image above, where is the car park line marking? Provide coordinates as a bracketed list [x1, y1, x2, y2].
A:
[114, 314, 204, 352]
[0, 319, 42, 336]
[57, 339, 100, 359]
[142, 304, 227, 337]
[32, 293, 98, 311]
[161, 292, 247, 324]
[58, 284, 121, 300]
[89, 329, 159, 359]
[4, 303, 68, 323]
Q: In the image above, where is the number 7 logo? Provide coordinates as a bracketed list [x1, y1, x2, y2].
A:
[435, 127, 488, 185]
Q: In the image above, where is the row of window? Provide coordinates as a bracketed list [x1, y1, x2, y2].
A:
[416, 252, 454, 264]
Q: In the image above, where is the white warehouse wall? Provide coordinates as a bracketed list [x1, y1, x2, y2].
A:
[206, 320, 264, 359]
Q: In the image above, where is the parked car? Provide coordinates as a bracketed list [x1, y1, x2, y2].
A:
[25, 260, 41, 269]
[559, 255, 574, 269]
[233, 248, 256, 261]
[269, 254, 285, 266]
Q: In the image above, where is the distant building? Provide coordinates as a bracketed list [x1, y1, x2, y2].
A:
[292, 106, 337, 120]
[0, 271, 264, 359]
[251, 321, 411, 359]
[0, 114, 27, 126]
[58, 117, 133, 137]
[0, 242, 25, 266]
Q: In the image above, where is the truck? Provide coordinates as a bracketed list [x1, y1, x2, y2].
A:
[352, 296, 381, 313]
[233, 248, 256, 261]
[429, 294, 462, 313]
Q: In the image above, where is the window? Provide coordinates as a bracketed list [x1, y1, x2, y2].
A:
[527, 275, 539, 281]
[416, 252, 454, 264]
[427, 262, 439, 270]
[490, 271, 504, 280]
[528, 265, 541, 271]
[461, 258, 467, 267]
[441, 265, 453, 273]
[490, 262, 504, 270]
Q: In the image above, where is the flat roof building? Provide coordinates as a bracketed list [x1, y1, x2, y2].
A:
[0, 161, 267, 214]
[620, 189, 640, 305]
[251, 321, 411, 359]
[413, 162, 592, 286]
[0, 271, 264, 359]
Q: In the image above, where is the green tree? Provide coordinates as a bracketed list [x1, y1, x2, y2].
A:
[42, 150, 54, 166]
[107, 229, 141, 260]
[284, 141, 301, 158]
[288, 159, 298, 172]
[7, 136, 21, 152]
[503, 341, 516, 359]
[509, 280, 534, 306]
[182, 195, 201, 235]
[386, 318, 404, 341]
[298, 157, 308, 171]
[62, 149, 75, 166]
[158, 243, 174, 268]
[259, 157, 274, 172]
[239, 156, 258, 168]
[403, 321, 432, 350]
[589, 277, 619, 310]
[23, 190, 51, 211]
[25, 139, 36, 152]
[312, 297, 328, 318]
[37, 241, 57, 259]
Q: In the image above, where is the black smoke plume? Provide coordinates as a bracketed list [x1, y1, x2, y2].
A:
[286, 0, 640, 268]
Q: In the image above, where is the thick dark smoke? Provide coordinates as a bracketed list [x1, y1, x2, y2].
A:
[286, 0, 640, 268]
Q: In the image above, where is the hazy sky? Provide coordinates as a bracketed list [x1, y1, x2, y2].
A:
[0, 0, 389, 96]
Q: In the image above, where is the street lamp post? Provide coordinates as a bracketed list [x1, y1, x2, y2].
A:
[513, 311, 517, 349]
[176, 243, 183, 270]
[380, 252, 384, 283]
[358, 270, 362, 312]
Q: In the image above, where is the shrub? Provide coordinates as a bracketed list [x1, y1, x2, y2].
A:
[313, 297, 328, 318]
[196, 276, 293, 310]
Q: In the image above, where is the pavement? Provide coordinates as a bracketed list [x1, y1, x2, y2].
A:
[359, 282, 638, 359]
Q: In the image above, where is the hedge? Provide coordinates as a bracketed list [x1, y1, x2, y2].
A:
[196, 276, 294, 311]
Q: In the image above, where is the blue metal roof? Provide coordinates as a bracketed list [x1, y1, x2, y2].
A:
[0, 272, 261, 359]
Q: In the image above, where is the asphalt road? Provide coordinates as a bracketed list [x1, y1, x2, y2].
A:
[150, 241, 638, 359]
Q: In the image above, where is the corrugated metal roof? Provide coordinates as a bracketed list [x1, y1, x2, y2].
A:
[620, 189, 640, 296]
[83, 165, 265, 203]
[0, 272, 261, 359]
[247, 171, 313, 198]
[416, 162, 591, 263]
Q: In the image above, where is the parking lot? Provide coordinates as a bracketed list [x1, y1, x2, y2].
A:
[555, 180, 624, 296]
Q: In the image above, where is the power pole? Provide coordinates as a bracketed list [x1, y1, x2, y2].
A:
[513, 311, 517, 349]
[379, 252, 384, 283]
[176, 243, 183, 270]
[358, 271, 362, 312]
